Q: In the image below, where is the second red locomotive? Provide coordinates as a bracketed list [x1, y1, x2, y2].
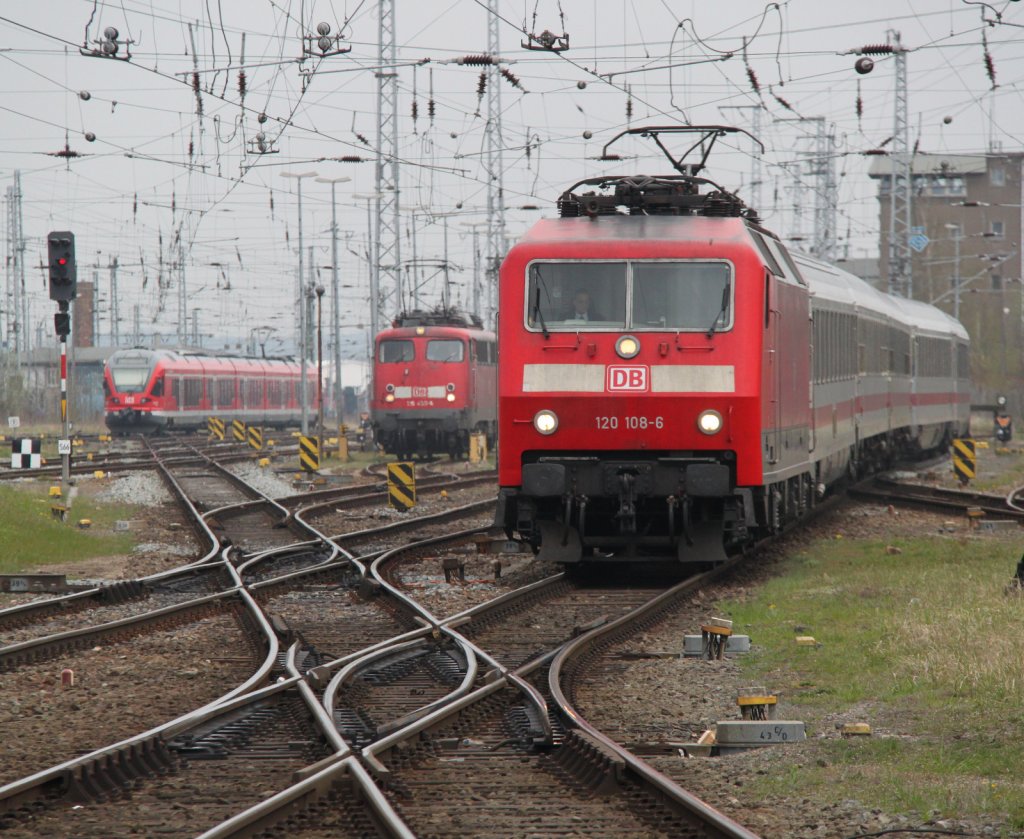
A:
[370, 309, 497, 459]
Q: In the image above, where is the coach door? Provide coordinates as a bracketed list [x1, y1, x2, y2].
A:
[764, 269, 782, 465]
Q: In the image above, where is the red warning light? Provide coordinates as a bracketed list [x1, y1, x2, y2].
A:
[57, 258, 68, 266]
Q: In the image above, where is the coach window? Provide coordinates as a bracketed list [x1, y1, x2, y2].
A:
[426, 339, 465, 362]
[379, 340, 414, 363]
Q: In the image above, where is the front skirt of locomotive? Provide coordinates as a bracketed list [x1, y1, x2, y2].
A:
[105, 408, 165, 434]
[373, 408, 469, 456]
[497, 452, 739, 563]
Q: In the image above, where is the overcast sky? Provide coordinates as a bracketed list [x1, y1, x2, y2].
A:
[2, 0, 1023, 354]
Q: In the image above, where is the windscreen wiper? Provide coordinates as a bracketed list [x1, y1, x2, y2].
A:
[706, 282, 730, 339]
[532, 283, 550, 339]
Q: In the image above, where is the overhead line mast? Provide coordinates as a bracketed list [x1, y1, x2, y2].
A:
[374, 0, 401, 340]
[484, 0, 506, 329]
[888, 31, 912, 298]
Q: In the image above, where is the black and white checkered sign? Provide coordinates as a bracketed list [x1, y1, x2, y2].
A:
[10, 438, 41, 469]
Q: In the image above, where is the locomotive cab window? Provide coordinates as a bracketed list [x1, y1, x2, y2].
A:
[110, 366, 150, 393]
[525, 260, 732, 332]
[378, 340, 414, 363]
[426, 339, 465, 363]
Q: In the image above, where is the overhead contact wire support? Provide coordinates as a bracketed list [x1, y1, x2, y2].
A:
[484, 0, 507, 329]
[374, 0, 402, 340]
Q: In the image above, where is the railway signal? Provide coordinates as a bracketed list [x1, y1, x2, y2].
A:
[47, 231, 77, 302]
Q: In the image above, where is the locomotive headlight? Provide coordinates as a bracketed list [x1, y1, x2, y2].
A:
[446, 383, 455, 392]
[533, 409, 558, 435]
[615, 335, 640, 359]
[384, 393, 396, 403]
[446, 393, 456, 402]
[385, 383, 395, 393]
[697, 409, 723, 435]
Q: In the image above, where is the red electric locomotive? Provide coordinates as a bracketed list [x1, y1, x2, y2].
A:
[370, 308, 497, 459]
[104, 347, 316, 433]
[495, 126, 970, 563]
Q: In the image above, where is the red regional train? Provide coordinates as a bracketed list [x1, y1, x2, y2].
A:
[104, 347, 317, 433]
[495, 126, 970, 563]
[370, 308, 497, 459]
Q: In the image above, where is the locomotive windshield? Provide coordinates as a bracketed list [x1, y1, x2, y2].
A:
[426, 339, 465, 362]
[379, 340, 415, 363]
[526, 260, 732, 332]
[110, 367, 150, 393]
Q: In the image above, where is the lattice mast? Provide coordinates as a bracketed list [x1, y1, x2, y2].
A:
[373, 0, 401, 340]
[484, 0, 506, 328]
[887, 31, 911, 297]
[808, 117, 837, 263]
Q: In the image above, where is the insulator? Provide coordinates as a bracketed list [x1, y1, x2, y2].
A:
[855, 95, 863, 119]
[355, 132, 370, 146]
[258, 112, 267, 124]
[428, 98, 435, 120]
[338, 155, 365, 162]
[500, 68, 523, 90]
[188, 140, 194, 158]
[855, 57, 874, 74]
[459, 54, 495, 65]
[102, 40, 117, 55]
[255, 131, 266, 142]
[582, 130, 593, 139]
[746, 66, 761, 94]
[577, 80, 587, 89]
[859, 44, 893, 55]
[411, 99, 419, 122]
[317, 36, 332, 52]
[984, 50, 996, 88]
[316, 21, 331, 36]
[626, 96, 633, 119]
[84, 132, 96, 142]
[878, 135, 893, 148]
[943, 115, 953, 125]
[773, 91, 794, 112]
[192, 72, 200, 93]
[79, 90, 91, 101]
[103, 26, 119, 41]
[476, 71, 487, 96]
[237, 70, 247, 97]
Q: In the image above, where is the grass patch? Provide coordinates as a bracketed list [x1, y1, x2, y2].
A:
[0, 483, 137, 573]
[723, 533, 1024, 826]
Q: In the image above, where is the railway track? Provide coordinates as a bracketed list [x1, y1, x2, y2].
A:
[0, 434, 767, 837]
[850, 476, 1024, 523]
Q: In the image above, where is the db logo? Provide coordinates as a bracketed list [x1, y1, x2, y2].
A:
[412, 387, 427, 397]
[606, 366, 649, 392]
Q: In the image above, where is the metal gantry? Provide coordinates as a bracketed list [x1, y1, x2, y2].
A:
[4, 172, 27, 363]
[374, 0, 401, 339]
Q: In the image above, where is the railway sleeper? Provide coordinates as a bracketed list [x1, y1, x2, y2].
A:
[64, 740, 176, 804]
[551, 729, 626, 796]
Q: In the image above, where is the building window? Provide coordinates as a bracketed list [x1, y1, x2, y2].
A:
[990, 166, 1006, 187]
[990, 220, 1004, 239]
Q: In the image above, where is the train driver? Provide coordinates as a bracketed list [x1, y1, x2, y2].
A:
[564, 289, 605, 322]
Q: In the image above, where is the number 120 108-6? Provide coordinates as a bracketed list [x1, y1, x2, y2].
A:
[595, 416, 664, 430]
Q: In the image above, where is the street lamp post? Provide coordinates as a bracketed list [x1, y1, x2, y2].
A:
[315, 285, 325, 453]
[316, 176, 351, 428]
[281, 170, 319, 435]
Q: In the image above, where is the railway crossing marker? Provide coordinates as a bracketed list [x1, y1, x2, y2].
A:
[387, 462, 416, 511]
[207, 417, 225, 441]
[299, 435, 320, 472]
[952, 438, 976, 484]
[10, 438, 41, 469]
[231, 419, 246, 443]
[247, 426, 263, 451]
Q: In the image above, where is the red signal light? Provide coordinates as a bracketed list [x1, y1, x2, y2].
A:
[57, 257, 68, 266]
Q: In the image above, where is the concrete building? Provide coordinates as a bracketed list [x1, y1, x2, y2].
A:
[869, 151, 1024, 404]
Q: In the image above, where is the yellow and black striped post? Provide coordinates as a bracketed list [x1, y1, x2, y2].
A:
[387, 461, 416, 511]
[952, 438, 976, 484]
[299, 435, 320, 472]
[247, 425, 263, 451]
[231, 419, 246, 443]
[207, 417, 225, 441]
